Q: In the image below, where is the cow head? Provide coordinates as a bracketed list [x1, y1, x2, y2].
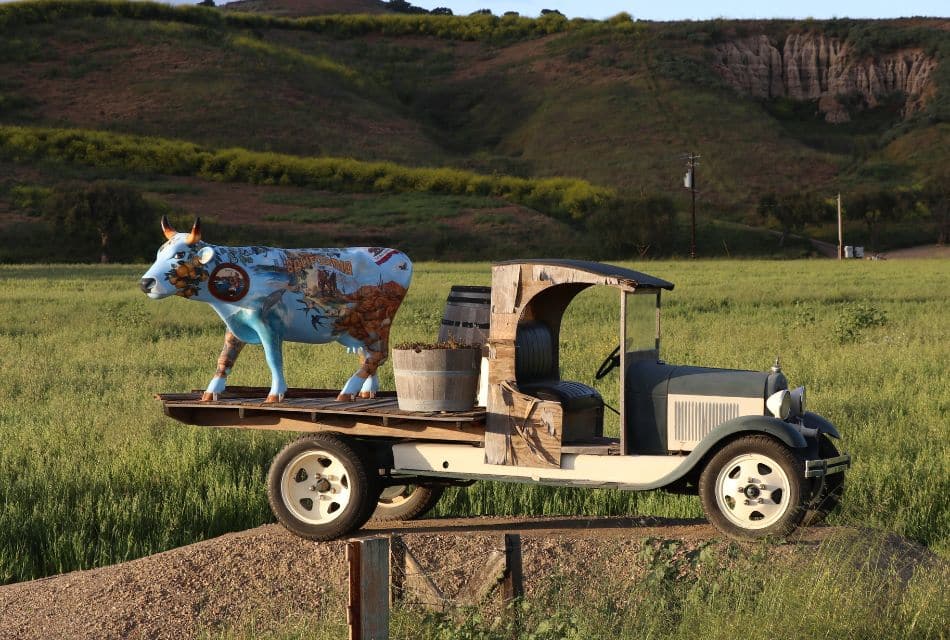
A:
[140, 217, 214, 299]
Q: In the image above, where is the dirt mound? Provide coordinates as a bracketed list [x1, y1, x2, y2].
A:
[0, 517, 938, 640]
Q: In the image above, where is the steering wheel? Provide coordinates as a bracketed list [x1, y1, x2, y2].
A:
[595, 345, 621, 380]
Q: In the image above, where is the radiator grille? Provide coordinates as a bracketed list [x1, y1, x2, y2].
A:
[673, 399, 740, 444]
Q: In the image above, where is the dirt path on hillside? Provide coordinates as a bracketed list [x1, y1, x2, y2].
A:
[0, 517, 938, 640]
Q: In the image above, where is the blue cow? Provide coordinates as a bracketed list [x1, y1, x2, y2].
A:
[140, 217, 413, 402]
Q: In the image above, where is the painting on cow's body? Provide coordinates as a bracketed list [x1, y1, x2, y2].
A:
[140, 217, 413, 403]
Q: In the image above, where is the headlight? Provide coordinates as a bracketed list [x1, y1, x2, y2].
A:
[766, 389, 792, 420]
[790, 386, 806, 416]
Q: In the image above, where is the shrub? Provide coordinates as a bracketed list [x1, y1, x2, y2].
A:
[833, 302, 887, 343]
[0, 125, 617, 221]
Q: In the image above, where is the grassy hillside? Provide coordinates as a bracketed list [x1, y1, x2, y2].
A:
[0, 1, 947, 257]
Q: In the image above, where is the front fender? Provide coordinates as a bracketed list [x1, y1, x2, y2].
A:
[643, 416, 807, 491]
[801, 412, 841, 439]
[699, 415, 809, 451]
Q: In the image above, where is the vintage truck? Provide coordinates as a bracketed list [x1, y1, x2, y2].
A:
[158, 259, 850, 541]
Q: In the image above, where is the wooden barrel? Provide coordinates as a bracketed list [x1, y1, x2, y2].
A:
[392, 347, 481, 412]
[438, 286, 491, 346]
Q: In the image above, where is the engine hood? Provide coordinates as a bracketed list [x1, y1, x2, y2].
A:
[625, 360, 780, 453]
[628, 360, 769, 399]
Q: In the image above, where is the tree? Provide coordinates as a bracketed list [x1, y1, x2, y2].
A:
[757, 192, 828, 247]
[847, 190, 900, 252]
[586, 195, 676, 258]
[387, 0, 428, 14]
[431, 7, 453, 15]
[44, 182, 158, 263]
[197, 0, 215, 6]
[919, 177, 950, 245]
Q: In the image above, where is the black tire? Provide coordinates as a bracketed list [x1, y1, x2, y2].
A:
[267, 433, 381, 541]
[372, 484, 445, 521]
[699, 435, 807, 540]
[802, 436, 846, 526]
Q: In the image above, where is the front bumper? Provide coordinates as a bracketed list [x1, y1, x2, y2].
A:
[804, 453, 851, 478]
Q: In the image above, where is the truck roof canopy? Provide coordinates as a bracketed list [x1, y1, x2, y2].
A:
[493, 259, 674, 291]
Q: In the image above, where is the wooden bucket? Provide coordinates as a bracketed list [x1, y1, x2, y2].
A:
[438, 286, 491, 345]
[392, 347, 481, 412]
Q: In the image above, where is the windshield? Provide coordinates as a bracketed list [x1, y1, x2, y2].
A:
[624, 291, 658, 354]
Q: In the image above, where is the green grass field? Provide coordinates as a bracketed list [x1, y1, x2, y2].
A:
[0, 259, 947, 587]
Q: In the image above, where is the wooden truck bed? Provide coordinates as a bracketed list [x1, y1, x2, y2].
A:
[157, 387, 486, 443]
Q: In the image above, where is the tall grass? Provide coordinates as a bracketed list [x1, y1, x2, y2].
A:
[208, 534, 950, 639]
[0, 125, 615, 221]
[0, 260, 947, 585]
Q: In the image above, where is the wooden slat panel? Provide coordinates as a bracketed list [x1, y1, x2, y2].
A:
[159, 397, 485, 423]
[485, 382, 561, 468]
[166, 406, 486, 443]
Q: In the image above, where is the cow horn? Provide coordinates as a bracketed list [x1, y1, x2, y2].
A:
[161, 215, 176, 241]
[185, 218, 201, 245]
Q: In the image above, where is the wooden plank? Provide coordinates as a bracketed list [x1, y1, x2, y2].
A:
[401, 543, 445, 611]
[166, 406, 486, 443]
[560, 444, 622, 455]
[160, 398, 484, 423]
[490, 264, 521, 314]
[347, 536, 389, 640]
[456, 549, 506, 606]
[485, 382, 561, 468]
[503, 533, 524, 602]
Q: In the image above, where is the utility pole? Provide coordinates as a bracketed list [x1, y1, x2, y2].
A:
[837, 193, 844, 260]
[683, 153, 700, 259]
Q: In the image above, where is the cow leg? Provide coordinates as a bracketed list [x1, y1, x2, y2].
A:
[358, 375, 379, 399]
[337, 347, 386, 402]
[202, 331, 246, 401]
[249, 316, 287, 403]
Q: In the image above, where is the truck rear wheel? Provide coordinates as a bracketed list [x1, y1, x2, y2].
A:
[699, 435, 806, 539]
[267, 433, 380, 541]
[373, 484, 445, 521]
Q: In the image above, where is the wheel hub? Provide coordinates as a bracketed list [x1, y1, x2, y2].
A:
[281, 450, 351, 525]
[715, 452, 792, 530]
[311, 479, 332, 492]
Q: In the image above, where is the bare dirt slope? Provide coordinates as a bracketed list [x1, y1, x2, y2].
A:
[0, 516, 937, 640]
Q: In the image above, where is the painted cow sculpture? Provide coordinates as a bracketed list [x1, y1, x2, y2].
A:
[140, 217, 412, 403]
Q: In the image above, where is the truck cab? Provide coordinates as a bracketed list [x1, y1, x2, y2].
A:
[394, 259, 850, 538]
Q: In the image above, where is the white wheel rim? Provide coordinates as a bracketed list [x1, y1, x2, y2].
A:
[715, 452, 792, 530]
[281, 449, 351, 525]
[378, 485, 411, 507]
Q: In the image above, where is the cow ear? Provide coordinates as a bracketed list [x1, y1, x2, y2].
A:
[197, 246, 215, 265]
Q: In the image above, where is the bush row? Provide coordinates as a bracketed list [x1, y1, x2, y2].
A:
[0, 0, 616, 43]
[0, 125, 615, 221]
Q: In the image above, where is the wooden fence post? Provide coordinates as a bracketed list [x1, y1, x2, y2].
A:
[347, 536, 389, 640]
[502, 533, 523, 602]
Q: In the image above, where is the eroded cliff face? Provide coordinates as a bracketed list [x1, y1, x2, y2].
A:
[713, 33, 937, 123]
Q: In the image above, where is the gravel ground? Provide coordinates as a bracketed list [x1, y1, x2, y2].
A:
[0, 517, 936, 640]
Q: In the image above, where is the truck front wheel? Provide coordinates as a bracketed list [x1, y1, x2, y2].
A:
[699, 435, 806, 539]
[267, 433, 380, 541]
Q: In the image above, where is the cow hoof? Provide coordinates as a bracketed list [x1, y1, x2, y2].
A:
[336, 393, 355, 402]
[358, 391, 376, 399]
[201, 392, 214, 402]
[265, 394, 284, 403]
